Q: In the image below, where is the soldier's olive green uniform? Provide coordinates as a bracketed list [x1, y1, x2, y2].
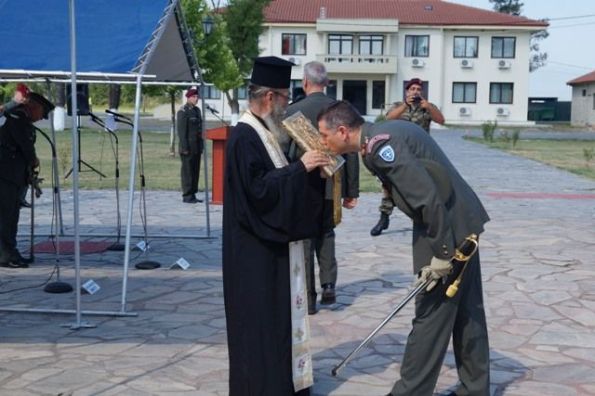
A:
[0, 109, 36, 263]
[378, 102, 439, 217]
[361, 120, 490, 396]
[176, 103, 203, 201]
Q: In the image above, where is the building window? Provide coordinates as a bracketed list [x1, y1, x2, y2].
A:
[328, 35, 353, 55]
[204, 85, 221, 100]
[290, 80, 303, 102]
[359, 35, 384, 55]
[404, 35, 429, 57]
[282, 33, 306, 55]
[491, 37, 516, 58]
[593, 94, 595, 110]
[454, 36, 478, 58]
[372, 81, 385, 109]
[583, 89, 587, 97]
[452, 82, 477, 103]
[237, 80, 250, 100]
[490, 83, 513, 104]
[326, 80, 337, 100]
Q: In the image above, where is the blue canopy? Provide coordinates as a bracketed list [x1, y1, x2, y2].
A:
[0, 0, 197, 82]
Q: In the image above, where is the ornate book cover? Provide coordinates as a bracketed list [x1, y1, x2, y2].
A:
[282, 111, 345, 177]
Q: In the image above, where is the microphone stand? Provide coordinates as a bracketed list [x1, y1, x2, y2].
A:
[89, 112, 124, 251]
[35, 127, 73, 294]
[106, 110, 160, 270]
[206, 105, 228, 126]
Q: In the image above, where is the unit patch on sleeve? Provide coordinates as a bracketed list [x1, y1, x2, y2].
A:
[378, 145, 395, 163]
[365, 133, 390, 154]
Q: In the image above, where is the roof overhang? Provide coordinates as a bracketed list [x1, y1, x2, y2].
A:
[316, 18, 399, 33]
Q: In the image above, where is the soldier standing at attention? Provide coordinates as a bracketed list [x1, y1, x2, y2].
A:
[370, 77, 445, 236]
[177, 88, 203, 203]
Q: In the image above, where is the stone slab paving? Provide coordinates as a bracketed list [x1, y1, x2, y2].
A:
[1, 130, 595, 395]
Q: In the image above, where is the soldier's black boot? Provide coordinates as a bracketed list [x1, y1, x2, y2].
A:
[370, 213, 389, 236]
[320, 283, 336, 305]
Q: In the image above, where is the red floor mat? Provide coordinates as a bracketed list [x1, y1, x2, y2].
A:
[31, 240, 115, 254]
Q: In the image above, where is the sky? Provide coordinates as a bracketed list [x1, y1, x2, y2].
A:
[450, 0, 595, 100]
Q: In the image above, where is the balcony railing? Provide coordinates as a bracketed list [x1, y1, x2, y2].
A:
[317, 54, 397, 74]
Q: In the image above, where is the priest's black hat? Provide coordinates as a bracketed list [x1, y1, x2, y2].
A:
[28, 92, 55, 119]
[250, 56, 294, 89]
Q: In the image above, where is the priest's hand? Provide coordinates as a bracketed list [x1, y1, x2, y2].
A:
[300, 151, 330, 172]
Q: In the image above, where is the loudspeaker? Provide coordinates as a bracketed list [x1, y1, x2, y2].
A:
[66, 83, 90, 116]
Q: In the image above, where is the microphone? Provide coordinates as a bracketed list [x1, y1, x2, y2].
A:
[88, 112, 104, 126]
[206, 104, 219, 114]
[105, 109, 132, 122]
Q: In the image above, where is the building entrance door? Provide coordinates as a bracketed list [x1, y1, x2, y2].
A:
[343, 80, 367, 115]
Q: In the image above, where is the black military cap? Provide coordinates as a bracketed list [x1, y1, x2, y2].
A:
[250, 56, 295, 89]
[28, 92, 55, 119]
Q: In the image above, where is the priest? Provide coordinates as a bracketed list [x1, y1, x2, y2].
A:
[222, 56, 330, 395]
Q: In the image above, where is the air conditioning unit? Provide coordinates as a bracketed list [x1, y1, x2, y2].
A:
[498, 60, 511, 69]
[287, 57, 301, 66]
[496, 107, 510, 116]
[459, 107, 471, 116]
[460, 59, 473, 68]
[411, 58, 425, 68]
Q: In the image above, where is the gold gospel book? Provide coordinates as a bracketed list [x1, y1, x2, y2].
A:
[282, 111, 345, 177]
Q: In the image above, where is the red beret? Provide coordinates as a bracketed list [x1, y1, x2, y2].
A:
[185, 88, 199, 98]
[16, 83, 30, 97]
[405, 78, 423, 90]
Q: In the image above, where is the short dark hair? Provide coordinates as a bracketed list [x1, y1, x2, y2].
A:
[317, 100, 364, 131]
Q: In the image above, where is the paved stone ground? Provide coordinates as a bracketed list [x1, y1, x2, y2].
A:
[1, 130, 595, 395]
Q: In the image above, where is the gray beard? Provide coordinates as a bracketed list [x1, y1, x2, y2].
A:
[263, 104, 291, 153]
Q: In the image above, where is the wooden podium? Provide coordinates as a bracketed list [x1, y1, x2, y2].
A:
[206, 126, 231, 204]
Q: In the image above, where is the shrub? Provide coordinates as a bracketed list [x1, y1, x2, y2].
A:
[584, 148, 594, 167]
[512, 129, 520, 148]
[481, 120, 497, 142]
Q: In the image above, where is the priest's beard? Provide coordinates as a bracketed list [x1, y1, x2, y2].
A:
[264, 101, 291, 154]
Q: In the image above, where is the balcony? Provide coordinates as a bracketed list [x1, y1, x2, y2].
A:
[317, 54, 397, 74]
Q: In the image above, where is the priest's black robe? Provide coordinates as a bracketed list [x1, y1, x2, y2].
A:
[222, 118, 323, 396]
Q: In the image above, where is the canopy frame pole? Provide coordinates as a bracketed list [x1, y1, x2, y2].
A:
[121, 74, 143, 313]
[66, 0, 95, 330]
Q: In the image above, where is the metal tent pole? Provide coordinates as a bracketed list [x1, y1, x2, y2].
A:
[120, 74, 143, 312]
[66, 0, 94, 330]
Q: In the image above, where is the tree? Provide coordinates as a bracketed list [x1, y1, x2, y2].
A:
[489, 0, 523, 16]
[182, 0, 271, 122]
[489, 0, 548, 72]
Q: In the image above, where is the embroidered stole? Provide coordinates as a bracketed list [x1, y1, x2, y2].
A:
[238, 111, 313, 391]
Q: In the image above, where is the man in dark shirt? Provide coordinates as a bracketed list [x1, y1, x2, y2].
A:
[286, 61, 359, 314]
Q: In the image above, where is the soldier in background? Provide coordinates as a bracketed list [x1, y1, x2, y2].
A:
[0, 91, 54, 268]
[177, 88, 203, 203]
[370, 78, 445, 236]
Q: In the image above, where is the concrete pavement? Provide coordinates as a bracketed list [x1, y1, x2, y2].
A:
[1, 129, 595, 395]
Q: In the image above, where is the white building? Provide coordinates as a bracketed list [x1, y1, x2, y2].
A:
[203, 0, 547, 126]
[567, 70, 595, 127]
